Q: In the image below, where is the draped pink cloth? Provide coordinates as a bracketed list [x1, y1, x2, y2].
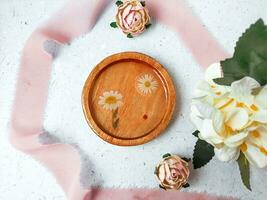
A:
[9, 0, 232, 199]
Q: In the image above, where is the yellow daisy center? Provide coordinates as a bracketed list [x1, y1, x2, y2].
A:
[144, 81, 151, 88]
[105, 96, 117, 104]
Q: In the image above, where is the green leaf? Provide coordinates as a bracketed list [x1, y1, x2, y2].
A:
[112, 108, 118, 118]
[112, 108, 119, 129]
[215, 19, 267, 86]
[127, 33, 133, 38]
[145, 23, 151, 29]
[192, 130, 200, 138]
[213, 76, 237, 86]
[140, 1, 146, 7]
[182, 183, 190, 188]
[162, 153, 171, 158]
[112, 118, 119, 129]
[110, 22, 118, 28]
[193, 139, 214, 169]
[237, 152, 251, 191]
[252, 87, 263, 95]
[116, 0, 123, 6]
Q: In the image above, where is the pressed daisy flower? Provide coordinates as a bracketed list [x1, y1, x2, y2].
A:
[98, 91, 123, 111]
[137, 74, 158, 94]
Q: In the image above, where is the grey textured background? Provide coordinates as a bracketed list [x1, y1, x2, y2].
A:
[1, 0, 267, 199]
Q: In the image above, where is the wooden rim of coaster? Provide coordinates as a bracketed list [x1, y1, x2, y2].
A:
[82, 52, 176, 146]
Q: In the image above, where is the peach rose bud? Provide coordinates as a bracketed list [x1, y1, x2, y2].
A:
[155, 154, 190, 190]
[113, 0, 151, 37]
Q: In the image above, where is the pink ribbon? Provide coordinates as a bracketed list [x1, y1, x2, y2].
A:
[147, 0, 229, 67]
[9, 0, 233, 199]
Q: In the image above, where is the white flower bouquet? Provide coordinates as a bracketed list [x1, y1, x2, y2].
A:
[191, 19, 267, 190]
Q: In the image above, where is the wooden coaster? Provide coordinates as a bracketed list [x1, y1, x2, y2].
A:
[82, 52, 176, 146]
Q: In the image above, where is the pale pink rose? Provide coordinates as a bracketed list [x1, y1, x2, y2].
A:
[155, 155, 190, 190]
[116, 0, 150, 36]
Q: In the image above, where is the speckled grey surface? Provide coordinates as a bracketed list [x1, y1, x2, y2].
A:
[1, 0, 267, 199]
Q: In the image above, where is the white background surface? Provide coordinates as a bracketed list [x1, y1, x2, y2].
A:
[1, 0, 267, 199]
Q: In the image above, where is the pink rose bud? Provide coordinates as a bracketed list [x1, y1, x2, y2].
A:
[155, 155, 190, 190]
[116, 0, 151, 37]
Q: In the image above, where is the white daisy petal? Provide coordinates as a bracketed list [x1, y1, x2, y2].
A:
[103, 104, 108, 110]
[137, 74, 158, 94]
[98, 91, 123, 110]
[103, 92, 110, 97]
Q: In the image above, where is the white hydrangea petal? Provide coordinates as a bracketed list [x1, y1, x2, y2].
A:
[255, 86, 267, 108]
[215, 97, 234, 110]
[225, 108, 249, 130]
[224, 131, 248, 147]
[190, 112, 203, 131]
[194, 102, 214, 119]
[215, 146, 240, 162]
[212, 110, 225, 134]
[259, 127, 267, 150]
[197, 81, 211, 91]
[199, 119, 223, 145]
[191, 104, 202, 117]
[193, 81, 212, 98]
[230, 77, 260, 106]
[243, 143, 267, 168]
[247, 126, 267, 150]
[251, 110, 267, 123]
[205, 63, 222, 84]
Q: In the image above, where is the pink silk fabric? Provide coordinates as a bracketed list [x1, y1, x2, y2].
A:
[9, 0, 233, 199]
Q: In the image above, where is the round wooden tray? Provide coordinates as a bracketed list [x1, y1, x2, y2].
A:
[82, 52, 176, 146]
